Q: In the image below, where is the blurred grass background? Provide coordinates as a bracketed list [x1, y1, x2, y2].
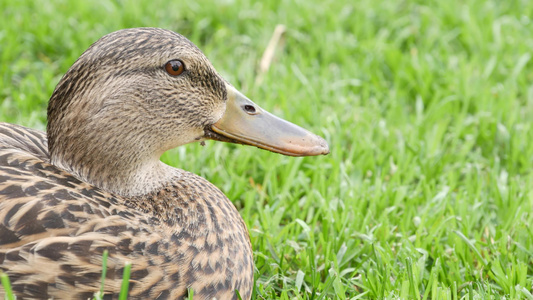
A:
[1, 0, 533, 298]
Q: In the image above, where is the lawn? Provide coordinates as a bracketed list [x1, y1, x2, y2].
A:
[1, 0, 533, 299]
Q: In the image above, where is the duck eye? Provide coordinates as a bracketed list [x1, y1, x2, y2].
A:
[165, 60, 185, 76]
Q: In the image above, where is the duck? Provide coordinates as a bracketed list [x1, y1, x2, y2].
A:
[0, 28, 329, 299]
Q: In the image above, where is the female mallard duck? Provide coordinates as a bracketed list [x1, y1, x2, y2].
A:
[0, 28, 328, 299]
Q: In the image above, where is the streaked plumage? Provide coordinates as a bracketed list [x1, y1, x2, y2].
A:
[0, 28, 328, 299]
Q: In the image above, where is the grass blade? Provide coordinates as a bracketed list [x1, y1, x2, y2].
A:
[95, 250, 109, 299]
[1, 273, 15, 300]
[118, 262, 131, 300]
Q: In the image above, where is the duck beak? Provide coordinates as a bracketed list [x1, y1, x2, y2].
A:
[205, 85, 329, 156]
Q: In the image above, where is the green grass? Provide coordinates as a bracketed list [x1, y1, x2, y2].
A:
[0, 273, 15, 300]
[93, 250, 131, 300]
[1, 0, 533, 299]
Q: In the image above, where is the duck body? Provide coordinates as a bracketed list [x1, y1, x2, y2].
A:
[0, 123, 252, 299]
[0, 28, 328, 299]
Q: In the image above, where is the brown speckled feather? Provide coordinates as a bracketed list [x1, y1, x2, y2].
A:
[0, 123, 253, 299]
[0, 28, 254, 300]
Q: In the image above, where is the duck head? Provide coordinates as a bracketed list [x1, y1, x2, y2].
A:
[47, 28, 328, 196]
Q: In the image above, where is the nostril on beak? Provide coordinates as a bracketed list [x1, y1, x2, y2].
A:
[243, 105, 257, 114]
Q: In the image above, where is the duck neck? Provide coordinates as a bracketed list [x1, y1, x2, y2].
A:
[49, 129, 180, 197]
